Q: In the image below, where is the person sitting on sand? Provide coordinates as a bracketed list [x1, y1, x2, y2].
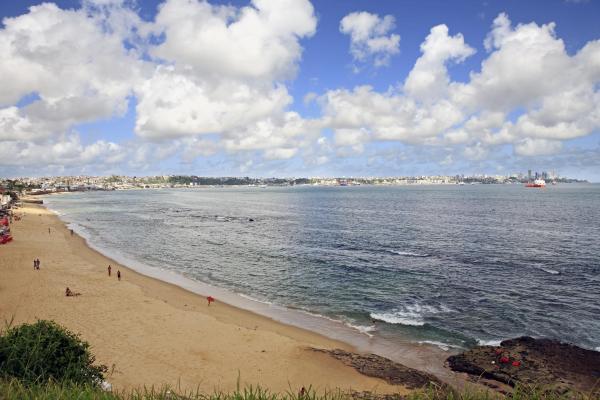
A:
[207, 296, 215, 306]
[65, 287, 81, 297]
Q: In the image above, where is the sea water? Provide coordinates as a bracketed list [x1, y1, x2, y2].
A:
[44, 184, 600, 354]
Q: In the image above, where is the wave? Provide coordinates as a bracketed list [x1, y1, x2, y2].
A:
[237, 293, 274, 306]
[389, 250, 430, 257]
[541, 268, 560, 275]
[345, 322, 376, 337]
[477, 339, 502, 346]
[370, 312, 424, 326]
[531, 263, 561, 275]
[370, 303, 452, 327]
[417, 340, 457, 351]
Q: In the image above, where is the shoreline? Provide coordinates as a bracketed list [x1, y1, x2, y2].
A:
[41, 194, 458, 382]
[0, 201, 458, 394]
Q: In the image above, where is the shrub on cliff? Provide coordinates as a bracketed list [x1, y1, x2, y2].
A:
[0, 320, 107, 385]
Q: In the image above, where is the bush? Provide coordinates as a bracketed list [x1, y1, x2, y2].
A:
[0, 320, 107, 385]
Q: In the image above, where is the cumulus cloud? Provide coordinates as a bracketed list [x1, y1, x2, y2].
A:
[320, 13, 600, 162]
[150, 0, 316, 81]
[514, 138, 564, 156]
[0, 2, 146, 141]
[404, 24, 474, 101]
[0, 134, 126, 167]
[1, 1, 599, 176]
[0, 0, 321, 172]
[134, 0, 318, 163]
[340, 11, 400, 67]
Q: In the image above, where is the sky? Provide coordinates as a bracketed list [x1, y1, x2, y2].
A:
[1, 0, 599, 180]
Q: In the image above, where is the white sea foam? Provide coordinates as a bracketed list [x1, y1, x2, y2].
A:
[391, 250, 429, 257]
[370, 303, 453, 327]
[417, 340, 454, 351]
[370, 312, 424, 326]
[531, 263, 561, 275]
[238, 293, 273, 306]
[477, 339, 502, 346]
[541, 268, 560, 275]
[345, 322, 376, 337]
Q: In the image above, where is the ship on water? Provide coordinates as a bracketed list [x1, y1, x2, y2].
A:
[525, 179, 546, 188]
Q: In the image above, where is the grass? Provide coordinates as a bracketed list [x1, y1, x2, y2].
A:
[1, 320, 597, 400]
[0, 379, 597, 400]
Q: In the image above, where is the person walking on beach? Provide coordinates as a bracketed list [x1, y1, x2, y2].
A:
[108, 265, 112, 277]
[33, 259, 37, 270]
[207, 296, 215, 306]
[48, 227, 50, 234]
[36, 259, 40, 269]
[117, 270, 121, 281]
[70, 229, 73, 236]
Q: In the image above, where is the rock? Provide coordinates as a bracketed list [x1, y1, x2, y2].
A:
[310, 348, 443, 390]
[446, 336, 600, 395]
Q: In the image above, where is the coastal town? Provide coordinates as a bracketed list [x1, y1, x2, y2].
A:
[0, 172, 586, 193]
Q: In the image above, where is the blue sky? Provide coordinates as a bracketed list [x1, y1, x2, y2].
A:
[1, 0, 599, 179]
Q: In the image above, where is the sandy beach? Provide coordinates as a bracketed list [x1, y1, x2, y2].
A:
[0, 202, 420, 395]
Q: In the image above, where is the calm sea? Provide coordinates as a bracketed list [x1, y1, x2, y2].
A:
[44, 184, 600, 354]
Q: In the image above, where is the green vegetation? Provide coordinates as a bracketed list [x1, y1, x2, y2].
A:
[0, 320, 107, 385]
[0, 320, 595, 400]
[0, 379, 595, 400]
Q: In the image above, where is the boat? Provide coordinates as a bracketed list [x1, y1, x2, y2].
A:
[525, 179, 546, 188]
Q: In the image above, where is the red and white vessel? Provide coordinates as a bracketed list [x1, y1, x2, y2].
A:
[525, 179, 546, 188]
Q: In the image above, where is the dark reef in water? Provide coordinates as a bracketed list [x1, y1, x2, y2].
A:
[447, 336, 600, 395]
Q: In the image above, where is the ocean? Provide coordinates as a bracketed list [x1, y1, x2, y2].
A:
[44, 184, 600, 356]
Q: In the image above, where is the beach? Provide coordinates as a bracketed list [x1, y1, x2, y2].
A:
[0, 202, 420, 395]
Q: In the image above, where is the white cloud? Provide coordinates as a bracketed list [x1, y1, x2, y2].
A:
[150, 0, 316, 81]
[404, 24, 475, 102]
[321, 13, 600, 161]
[1, 2, 599, 176]
[0, 2, 146, 141]
[0, 0, 321, 173]
[340, 11, 400, 67]
[134, 66, 292, 139]
[514, 138, 563, 156]
[134, 0, 319, 163]
[0, 134, 126, 167]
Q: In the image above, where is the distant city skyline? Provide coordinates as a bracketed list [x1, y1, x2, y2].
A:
[1, 0, 599, 180]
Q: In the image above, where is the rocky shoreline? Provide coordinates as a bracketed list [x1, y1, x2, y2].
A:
[311, 348, 444, 390]
[447, 336, 600, 395]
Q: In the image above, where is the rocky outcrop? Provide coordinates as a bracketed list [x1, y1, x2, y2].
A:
[310, 348, 443, 390]
[446, 336, 600, 395]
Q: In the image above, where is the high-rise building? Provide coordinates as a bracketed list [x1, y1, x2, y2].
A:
[528, 169, 532, 181]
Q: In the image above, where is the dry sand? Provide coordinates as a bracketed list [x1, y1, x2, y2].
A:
[0, 202, 412, 395]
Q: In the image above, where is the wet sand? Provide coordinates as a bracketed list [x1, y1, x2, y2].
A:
[0, 202, 417, 395]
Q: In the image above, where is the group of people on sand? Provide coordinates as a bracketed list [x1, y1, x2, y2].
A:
[107, 265, 121, 281]
[33, 258, 41, 270]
